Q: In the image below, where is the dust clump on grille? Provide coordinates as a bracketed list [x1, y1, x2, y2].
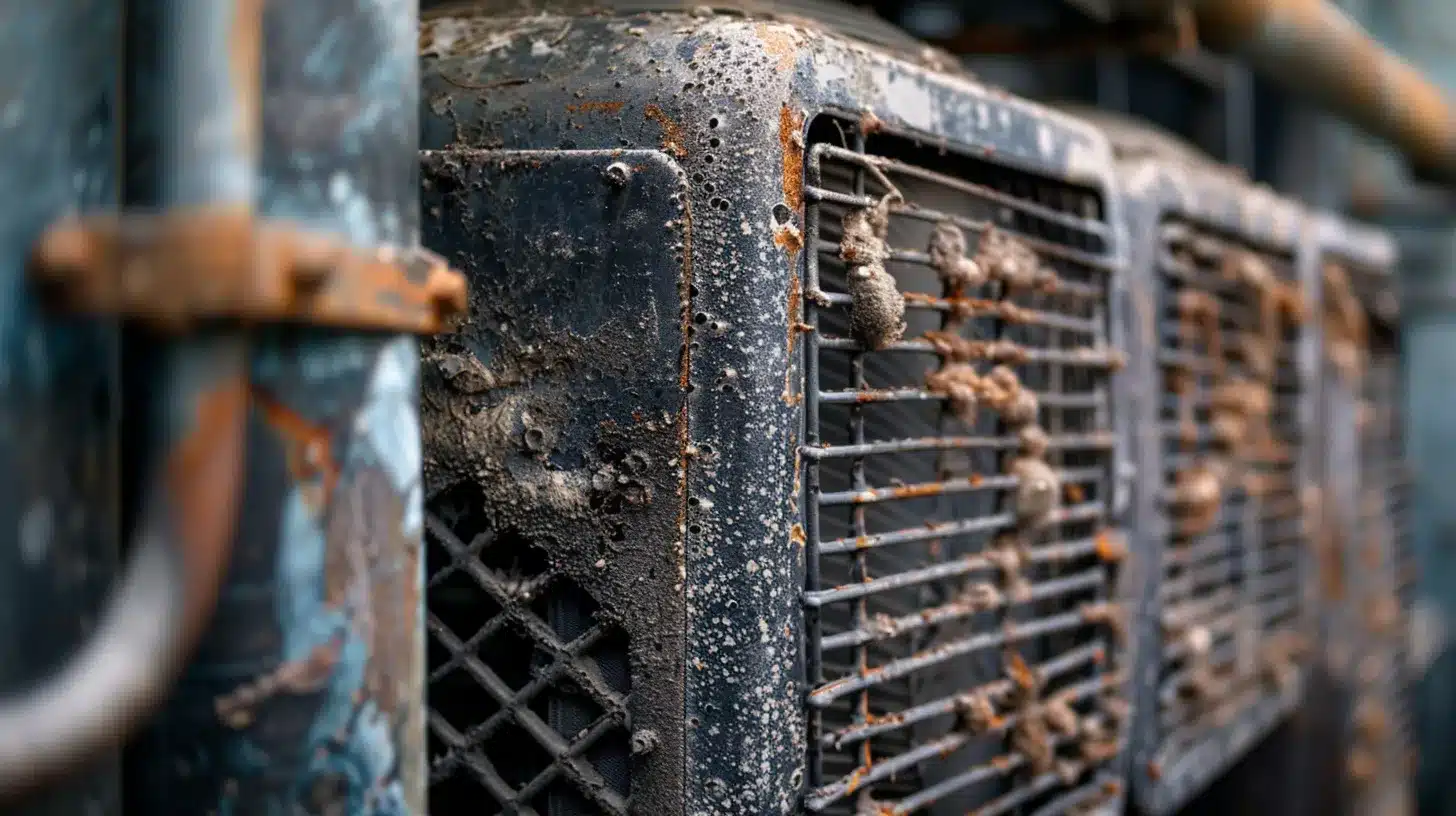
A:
[839, 193, 905, 350]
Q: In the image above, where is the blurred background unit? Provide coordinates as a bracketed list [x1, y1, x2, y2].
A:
[417, 2, 1136, 813]
[1312, 215, 1416, 816]
[1103, 114, 1318, 815]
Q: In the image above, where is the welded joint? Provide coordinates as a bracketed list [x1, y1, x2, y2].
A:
[28, 208, 468, 333]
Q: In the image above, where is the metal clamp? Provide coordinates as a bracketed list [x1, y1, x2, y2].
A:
[27, 208, 469, 333]
[0, 212, 467, 802]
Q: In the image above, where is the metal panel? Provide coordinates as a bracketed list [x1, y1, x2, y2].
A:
[420, 8, 1131, 814]
[418, 149, 692, 815]
[1118, 159, 1317, 815]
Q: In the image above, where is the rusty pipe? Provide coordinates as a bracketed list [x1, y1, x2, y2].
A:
[1178, 0, 1456, 184]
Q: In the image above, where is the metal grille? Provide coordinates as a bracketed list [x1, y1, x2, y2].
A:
[800, 117, 1127, 815]
[1152, 220, 1308, 783]
[425, 481, 634, 815]
[1336, 254, 1415, 800]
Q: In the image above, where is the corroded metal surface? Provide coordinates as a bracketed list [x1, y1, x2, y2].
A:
[1116, 155, 1317, 816]
[419, 148, 691, 815]
[29, 210, 466, 334]
[126, 0, 429, 812]
[421, 7, 1130, 813]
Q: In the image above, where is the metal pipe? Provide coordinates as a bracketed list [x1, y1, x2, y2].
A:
[1184, 0, 1456, 184]
[125, 0, 429, 811]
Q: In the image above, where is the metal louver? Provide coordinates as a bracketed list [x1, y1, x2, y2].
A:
[1120, 163, 1316, 815]
[1313, 217, 1415, 816]
[799, 116, 1131, 816]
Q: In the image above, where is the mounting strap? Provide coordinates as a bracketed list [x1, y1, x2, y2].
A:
[27, 208, 468, 333]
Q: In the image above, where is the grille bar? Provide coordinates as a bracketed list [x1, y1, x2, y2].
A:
[801, 118, 1123, 815]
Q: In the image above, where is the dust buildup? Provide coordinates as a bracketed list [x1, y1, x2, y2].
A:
[1011, 456, 1061, 525]
[977, 227, 1056, 290]
[1018, 424, 1050, 458]
[840, 195, 905, 350]
[924, 364, 1039, 428]
[927, 220, 986, 290]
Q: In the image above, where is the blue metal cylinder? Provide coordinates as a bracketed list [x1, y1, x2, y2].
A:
[124, 0, 428, 812]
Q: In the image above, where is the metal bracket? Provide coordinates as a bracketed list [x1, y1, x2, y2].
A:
[27, 209, 468, 333]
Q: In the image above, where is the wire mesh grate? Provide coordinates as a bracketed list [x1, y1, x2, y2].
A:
[1151, 219, 1308, 782]
[425, 481, 633, 816]
[799, 116, 1127, 816]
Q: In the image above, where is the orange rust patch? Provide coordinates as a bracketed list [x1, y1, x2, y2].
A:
[782, 270, 803, 404]
[566, 100, 625, 114]
[644, 104, 687, 158]
[790, 523, 807, 548]
[893, 482, 946, 499]
[755, 23, 800, 72]
[1064, 483, 1086, 503]
[779, 104, 805, 213]
[773, 222, 803, 256]
[1095, 529, 1127, 562]
[252, 387, 339, 504]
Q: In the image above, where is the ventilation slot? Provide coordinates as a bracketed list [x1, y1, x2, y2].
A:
[1152, 220, 1308, 786]
[426, 481, 633, 816]
[800, 116, 1126, 816]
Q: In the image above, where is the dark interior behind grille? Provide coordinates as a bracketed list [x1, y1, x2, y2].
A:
[1152, 219, 1307, 788]
[800, 115, 1125, 815]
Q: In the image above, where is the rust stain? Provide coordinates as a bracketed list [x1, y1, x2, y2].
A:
[168, 372, 249, 649]
[891, 482, 947, 500]
[778, 104, 805, 213]
[755, 23, 800, 73]
[252, 387, 340, 506]
[1095, 529, 1127, 562]
[644, 104, 687, 158]
[566, 100, 625, 114]
[228, 0, 263, 157]
[790, 523, 807, 548]
[782, 270, 802, 404]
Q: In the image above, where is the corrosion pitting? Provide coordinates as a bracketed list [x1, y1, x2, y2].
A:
[644, 104, 688, 158]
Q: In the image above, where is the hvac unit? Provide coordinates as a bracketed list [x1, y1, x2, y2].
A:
[416, 4, 1135, 814]
[1311, 216, 1415, 816]
[1107, 118, 1318, 814]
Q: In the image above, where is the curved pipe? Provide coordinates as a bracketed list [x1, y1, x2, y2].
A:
[1187, 0, 1456, 184]
[0, 341, 247, 802]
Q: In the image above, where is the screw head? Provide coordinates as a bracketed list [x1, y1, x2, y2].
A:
[604, 162, 632, 187]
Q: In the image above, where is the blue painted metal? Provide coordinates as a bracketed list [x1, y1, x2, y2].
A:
[125, 0, 428, 812]
[0, 0, 121, 811]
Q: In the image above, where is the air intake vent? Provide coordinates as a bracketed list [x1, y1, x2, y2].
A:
[426, 481, 634, 815]
[800, 116, 1128, 816]
[1151, 218, 1309, 786]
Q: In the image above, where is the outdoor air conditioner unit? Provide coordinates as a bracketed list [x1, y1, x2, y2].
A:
[416, 3, 1136, 813]
[1106, 118, 1320, 814]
